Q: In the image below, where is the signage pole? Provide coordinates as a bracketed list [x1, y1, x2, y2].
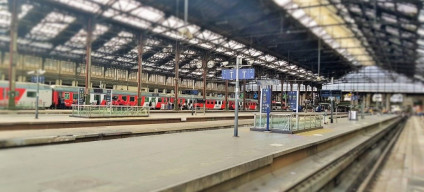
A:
[266, 86, 270, 131]
[78, 88, 80, 116]
[330, 93, 334, 123]
[259, 86, 263, 127]
[296, 90, 299, 130]
[35, 73, 39, 119]
[110, 90, 113, 115]
[234, 56, 241, 137]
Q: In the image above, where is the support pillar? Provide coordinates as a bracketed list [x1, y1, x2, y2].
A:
[385, 94, 391, 112]
[285, 79, 288, 108]
[84, 17, 93, 105]
[8, 0, 18, 109]
[366, 93, 371, 108]
[202, 57, 207, 101]
[137, 33, 144, 106]
[243, 80, 246, 111]
[290, 81, 293, 92]
[225, 80, 228, 111]
[280, 79, 284, 109]
[174, 42, 180, 110]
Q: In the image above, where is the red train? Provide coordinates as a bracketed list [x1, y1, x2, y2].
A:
[0, 81, 258, 110]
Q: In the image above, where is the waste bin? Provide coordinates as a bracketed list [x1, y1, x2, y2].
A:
[349, 110, 358, 121]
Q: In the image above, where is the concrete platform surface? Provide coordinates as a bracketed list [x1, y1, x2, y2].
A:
[0, 115, 396, 192]
[0, 112, 253, 124]
[0, 119, 253, 148]
[372, 116, 424, 192]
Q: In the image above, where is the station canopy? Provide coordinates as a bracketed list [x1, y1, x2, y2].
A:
[0, 0, 423, 83]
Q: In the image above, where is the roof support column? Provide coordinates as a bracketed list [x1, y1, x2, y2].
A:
[84, 17, 93, 105]
[137, 34, 144, 106]
[290, 81, 293, 92]
[225, 80, 228, 111]
[281, 79, 284, 110]
[202, 57, 207, 101]
[174, 42, 180, 111]
[243, 80, 246, 111]
[8, 0, 18, 109]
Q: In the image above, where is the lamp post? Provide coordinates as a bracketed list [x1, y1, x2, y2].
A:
[27, 69, 45, 119]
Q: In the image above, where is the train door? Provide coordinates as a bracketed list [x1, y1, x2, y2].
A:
[93, 94, 101, 105]
[129, 96, 136, 106]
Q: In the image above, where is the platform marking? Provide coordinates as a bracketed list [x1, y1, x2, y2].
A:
[296, 128, 332, 137]
[270, 143, 284, 147]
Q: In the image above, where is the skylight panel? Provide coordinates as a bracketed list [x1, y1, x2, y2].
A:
[199, 43, 213, 49]
[273, 0, 291, 7]
[381, 13, 397, 24]
[162, 16, 185, 29]
[100, 31, 133, 52]
[225, 40, 244, 50]
[26, 12, 75, 41]
[152, 26, 167, 33]
[197, 30, 223, 42]
[248, 49, 263, 57]
[292, 9, 305, 19]
[111, 0, 141, 12]
[131, 6, 165, 22]
[397, 3, 417, 15]
[55, 0, 100, 13]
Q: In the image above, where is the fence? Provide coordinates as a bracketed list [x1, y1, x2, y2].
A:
[71, 105, 150, 118]
[253, 113, 323, 133]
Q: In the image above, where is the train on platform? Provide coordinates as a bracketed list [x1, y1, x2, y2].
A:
[0, 81, 258, 110]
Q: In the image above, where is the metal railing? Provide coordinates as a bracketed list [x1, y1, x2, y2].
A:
[253, 113, 323, 133]
[71, 105, 150, 118]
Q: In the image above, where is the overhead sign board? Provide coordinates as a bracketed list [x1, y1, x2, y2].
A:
[222, 68, 255, 80]
[390, 94, 403, 103]
[31, 76, 45, 83]
[93, 88, 103, 94]
[320, 90, 342, 98]
[372, 94, 383, 102]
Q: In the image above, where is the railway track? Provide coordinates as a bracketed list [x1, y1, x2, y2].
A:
[200, 115, 405, 192]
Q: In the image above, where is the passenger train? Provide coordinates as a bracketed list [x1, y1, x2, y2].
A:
[0, 81, 258, 110]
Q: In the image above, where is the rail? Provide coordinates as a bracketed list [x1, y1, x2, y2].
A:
[71, 105, 150, 118]
[253, 113, 323, 133]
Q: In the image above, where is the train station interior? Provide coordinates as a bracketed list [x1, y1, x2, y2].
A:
[0, 0, 423, 191]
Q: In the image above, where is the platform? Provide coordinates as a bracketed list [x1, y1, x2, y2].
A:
[0, 114, 397, 192]
[0, 112, 255, 130]
[0, 119, 253, 148]
[372, 116, 424, 192]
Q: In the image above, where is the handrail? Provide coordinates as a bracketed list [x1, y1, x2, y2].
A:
[71, 105, 150, 118]
[253, 113, 323, 133]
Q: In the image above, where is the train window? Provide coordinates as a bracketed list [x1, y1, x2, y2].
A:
[27, 91, 36, 98]
[73, 94, 78, 99]
[64, 93, 70, 100]
[122, 96, 127, 101]
[112, 96, 118, 101]
[130, 96, 135, 102]
[158, 98, 162, 102]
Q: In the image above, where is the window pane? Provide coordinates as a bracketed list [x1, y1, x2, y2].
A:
[27, 91, 36, 98]
[64, 93, 70, 100]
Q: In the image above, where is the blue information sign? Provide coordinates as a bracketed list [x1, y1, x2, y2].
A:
[222, 68, 255, 80]
[288, 91, 298, 110]
[78, 87, 85, 105]
[320, 90, 342, 98]
[261, 88, 271, 114]
[31, 76, 45, 83]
